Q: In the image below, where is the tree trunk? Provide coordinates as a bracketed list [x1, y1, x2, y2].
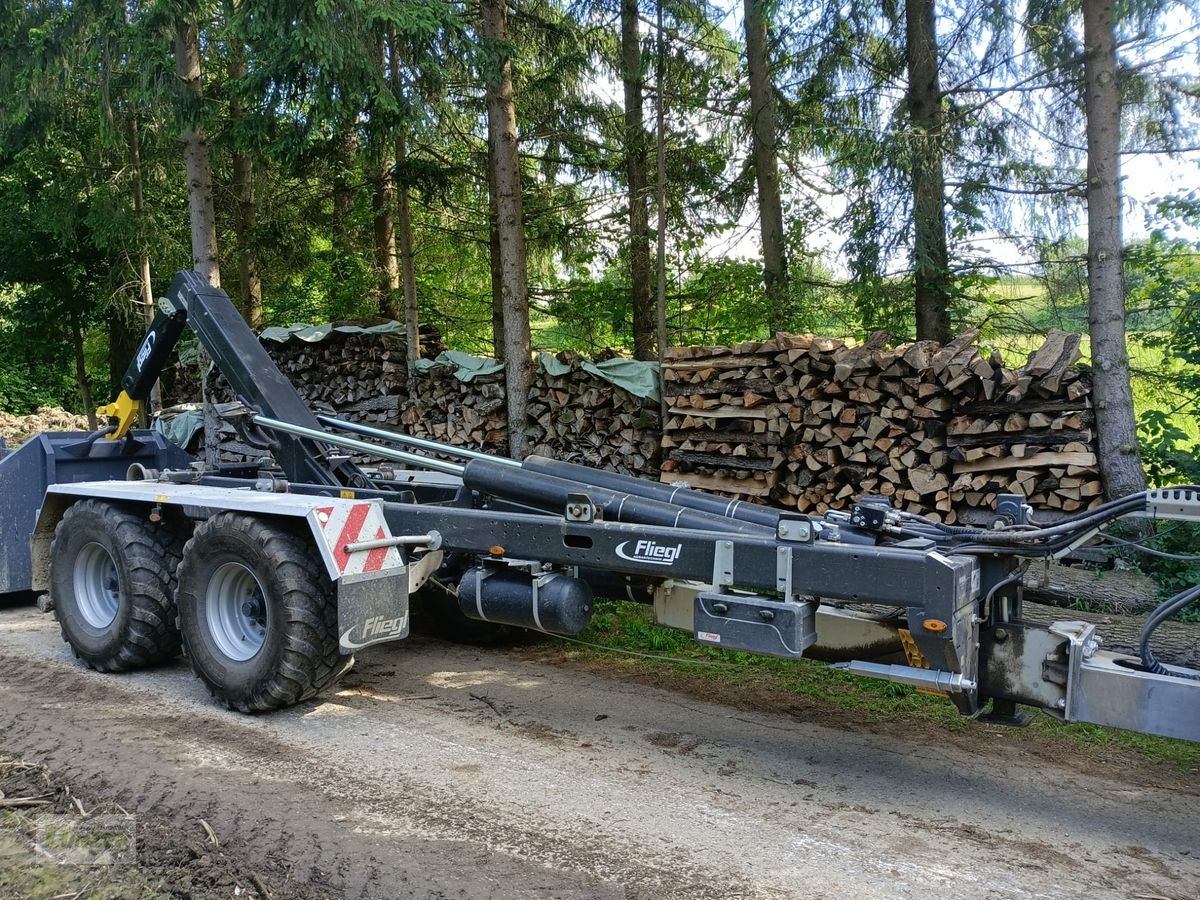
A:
[174, 20, 220, 288]
[387, 24, 421, 379]
[72, 318, 97, 430]
[481, 0, 532, 459]
[126, 114, 161, 417]
[487, 139, 506, 362]
[622, 0, 655, 360]
[905, 0, 950, 343]
[372, 150, 402, 319]
[1022, 601, 1197, 669]
[654, 0, 669, 371]
[226, 7, 263, 329]
[1083, 0, 1146, 500]
[743, 0, 788, 332]
[225, 4, 262, 329]
[332, 118, 357, 311]
[395, 134, 420, 375]
[231, 152, 262, 327]
[370, 32, 402, 321]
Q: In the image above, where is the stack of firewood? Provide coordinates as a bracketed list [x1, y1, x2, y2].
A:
[281, 339, 407, 414]
[770, 328, 1099, 522]
[208, 328, 428, 462]
[660, 341, 788, 497]
[945, 331, 1098, 515]
[659, 328, 1100, 521]
[201, 316, 1101, 523]
[527, 351, 661, 475]
[400, 369, 509, 454]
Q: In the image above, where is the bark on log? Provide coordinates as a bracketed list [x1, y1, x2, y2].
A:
[1021, 561, 1160, 615]
[1022, 600, 1198, 669]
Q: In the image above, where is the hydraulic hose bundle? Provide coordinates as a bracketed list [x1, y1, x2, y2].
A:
[894, 486, 1200, 681]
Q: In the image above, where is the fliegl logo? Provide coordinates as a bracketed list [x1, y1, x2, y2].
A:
[340, 613, 408, 650]
[615, 539, 683, 566]
[134, 332, 156, 372]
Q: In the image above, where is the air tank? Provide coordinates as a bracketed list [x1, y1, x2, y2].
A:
[457, 567, 594, 635]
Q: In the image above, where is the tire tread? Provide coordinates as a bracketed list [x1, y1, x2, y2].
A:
[177, 513, 349, 713]
[50, 500, 184, 672]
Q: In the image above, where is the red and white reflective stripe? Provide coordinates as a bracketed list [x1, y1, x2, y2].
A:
[314, 503, 402, 575]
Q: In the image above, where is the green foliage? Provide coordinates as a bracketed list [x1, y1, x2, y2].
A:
[1126, 235, 1200, 483]
[0, 0, 1195, 492]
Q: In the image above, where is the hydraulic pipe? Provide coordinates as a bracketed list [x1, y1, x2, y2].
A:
[521, 455, 782, 530]
[316, 415, 511, 466]
[252, 415, 466, 477]
[314, 418, 782, 530]
[462, 457, 773, 536]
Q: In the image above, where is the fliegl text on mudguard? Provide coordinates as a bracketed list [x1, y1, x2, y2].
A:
[307, 501, 442, 654]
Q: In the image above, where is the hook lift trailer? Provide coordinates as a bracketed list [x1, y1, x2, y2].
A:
[0, 270, 1197, 739]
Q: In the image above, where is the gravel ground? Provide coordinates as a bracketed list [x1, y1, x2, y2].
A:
[0, 601, 1196, 900]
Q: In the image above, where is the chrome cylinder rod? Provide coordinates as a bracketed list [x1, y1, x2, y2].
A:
[834, 660, 976, 694]
[315, 415, 515, 466]
[252, 415, 465, 477]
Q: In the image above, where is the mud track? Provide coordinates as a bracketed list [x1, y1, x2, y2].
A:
[0, 603, 1196, 899]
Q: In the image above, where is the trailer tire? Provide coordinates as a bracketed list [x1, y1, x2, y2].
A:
[49, 500, 183, 671]
[176, 513, 351, 713]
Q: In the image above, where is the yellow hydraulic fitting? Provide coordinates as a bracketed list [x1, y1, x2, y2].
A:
[96, 390, 142, 440]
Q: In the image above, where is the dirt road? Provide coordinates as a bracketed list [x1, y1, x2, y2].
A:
[0, 600, 1196, 900]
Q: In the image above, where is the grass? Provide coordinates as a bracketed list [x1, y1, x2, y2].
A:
[542, 599, 1200, 774]
[977, 278, 1200, 449]
[0, 813, 169, 900]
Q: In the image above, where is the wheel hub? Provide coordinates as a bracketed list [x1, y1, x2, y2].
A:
[73, 542, 120, 629]
[206, 562, 268, 662]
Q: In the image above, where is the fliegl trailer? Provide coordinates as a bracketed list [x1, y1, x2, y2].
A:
[0, 270, 1196, 739]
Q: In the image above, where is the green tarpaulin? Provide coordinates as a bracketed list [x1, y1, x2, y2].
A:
[247, 321, 661, 401]
[259, 321, 407, 343]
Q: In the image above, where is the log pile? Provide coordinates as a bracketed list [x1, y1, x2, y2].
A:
[528, 351, 661, 475]
[660, 341, 788, 497]
[203, 318, 1101, 524]
[211, 336, 659, 468]
[400, 369, 509, 455]
[944, 331, 1099, 517]
[210, 329, 418, 463]
[663, 328, 1100, 523]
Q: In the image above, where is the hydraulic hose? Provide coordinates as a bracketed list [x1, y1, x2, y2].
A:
[1140, 584, 1200, 681]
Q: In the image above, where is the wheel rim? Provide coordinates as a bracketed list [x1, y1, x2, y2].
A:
[205, 562, 268, 662]
[73, 542, 120, 629]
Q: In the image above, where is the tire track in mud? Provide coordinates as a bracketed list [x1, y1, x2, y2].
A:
[0, 651, 757, 900]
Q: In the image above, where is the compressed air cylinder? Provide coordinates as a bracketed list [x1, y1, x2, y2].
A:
[457, 567, 594, 635]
